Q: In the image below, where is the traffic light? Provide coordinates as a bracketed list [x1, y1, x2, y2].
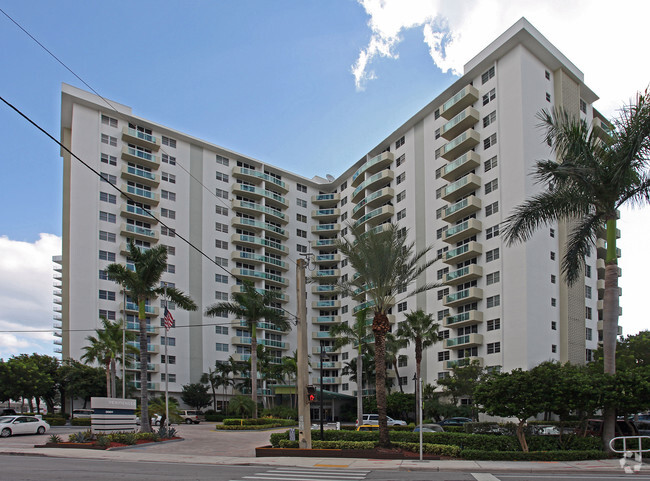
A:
[307, 385, 317, 403]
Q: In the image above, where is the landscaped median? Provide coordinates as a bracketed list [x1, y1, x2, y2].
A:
[216, 418, 297, 430]
[261, 429, 609, 461]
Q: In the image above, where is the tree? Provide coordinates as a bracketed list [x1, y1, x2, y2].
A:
[205, 281, 288, 418]
[336, 223, 438, 447]
[396, 309, 440, 415]
[503, 91, 650, 448]
[58, 360, 106, 411]
[28, 354, 60, 413]
[593, 330, 650, 371]
[201, 361, 234, 412]
[81, 317, 138, 398]
[148, 395, 180, 427]
[106, 242, 197, 431]
[436, 361, 485, 405]
[385, 333, 407, 394]
[329, 307, 373, 427]
[180, 383, 212, 411]
[228, 394, 255, 418]
[279, 353, 298, 408]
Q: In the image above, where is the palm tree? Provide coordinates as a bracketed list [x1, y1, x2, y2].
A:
[385, 332, 407, 394]
[280, 352, 298, 408]
[336, 223, 438, 447]
[105, 242, 197, 431]
[329, 307, 373, 427]
[81, 317, 138, 398]
[395, 309, 440, 418]
[503, 91, 650, 449]
[205, 281, 289, 418]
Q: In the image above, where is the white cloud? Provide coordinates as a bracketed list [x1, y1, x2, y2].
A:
[353, 0, 650, 115]
[0, 234, 61, 359]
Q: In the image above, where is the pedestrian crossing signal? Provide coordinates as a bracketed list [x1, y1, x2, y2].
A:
[307, 385, 316, 403]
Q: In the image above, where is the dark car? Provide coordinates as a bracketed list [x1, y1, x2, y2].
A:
[438, 417, 473, 426]
[580, 419, 639, 437]
[0, 409, 17, 416]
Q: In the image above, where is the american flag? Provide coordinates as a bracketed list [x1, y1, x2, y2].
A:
[163, 307, 175, 331]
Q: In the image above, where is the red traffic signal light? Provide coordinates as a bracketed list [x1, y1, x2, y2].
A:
[307, 385, 316, 403]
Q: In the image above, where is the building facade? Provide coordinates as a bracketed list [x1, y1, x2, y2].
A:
[57, 19, 614, 407]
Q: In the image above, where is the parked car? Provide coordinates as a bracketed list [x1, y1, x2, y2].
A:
[356, 414, 406, 426]
[413, 423, 444, 433]
[180, 410, 200, 424]
[0, 416, 50, 437]
[356, 424, 379, 431]
[438, 417, 473, 426]
[579, 419, 639, 437]
[0, 409, 17, 416]
[151, 414, 163, 426]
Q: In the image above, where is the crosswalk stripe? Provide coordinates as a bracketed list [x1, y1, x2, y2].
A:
[234, 466, 370, 481]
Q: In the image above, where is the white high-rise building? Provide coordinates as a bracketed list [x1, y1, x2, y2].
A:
[57, 18, 612, 410]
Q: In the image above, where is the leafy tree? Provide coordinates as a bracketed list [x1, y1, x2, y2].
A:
[593, 330, 650, 371]
[503, 91, 650, 448]
[228, 394, 255, 418]
[28, 354, 60, 413]
[148, 395, 180, 426]
[205, 281, 288, 418]
[4, 354, 53, 412]
[106, 242, 197, 431]
[336, 223, 437, 447]
[396, 309, 440, 413]
[58, 360, 106, 411]
[180, 382, 212, 411]
[436, 360, 485, 405]
[386, 392, 415, 422]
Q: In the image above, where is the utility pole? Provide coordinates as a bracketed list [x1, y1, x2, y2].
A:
[296, 258, 311, 449]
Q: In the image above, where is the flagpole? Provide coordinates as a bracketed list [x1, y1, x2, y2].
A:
[164, 285, 169, 430]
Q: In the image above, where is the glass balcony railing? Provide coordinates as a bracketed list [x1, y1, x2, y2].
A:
[446, 335, 472, 347]
[260, 339, 286, 349]
[315, 300, 338, 307]
[314, 331, 333, 338]
[236, 268, 287, 285]
[236, 218, 286, 237]
[315, 269, 338, 277]
[236, 184, 286, 205]
[126, 185, 156, 201]
[235, 200, 285, 220]
[126, 165, 156, 181]
[314, 239, 336, 247]
[236, 167, 286, 190]
[352, 151, 393, 184]
[125, 204, 154, 218]
[234, 251, 287, 269]
[314, 316, 338, 323]
[352, 171, 393, 199]
[314, 285, 337, 292]
[314, 194, 337, 202]
[234, 235, 286, 253]
[127, 147, 156, 162]
[126, 321, 156, 332]
[126, 128, 156, 144]
[125, 224, 156, 238]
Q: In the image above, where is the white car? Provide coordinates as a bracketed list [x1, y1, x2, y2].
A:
[0, 416, 50, 437]
[357, 414, 407, 426]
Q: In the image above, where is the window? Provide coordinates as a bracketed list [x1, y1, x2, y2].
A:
[398, 356, 408, 367]
[215, 342, 229, 352]
[297, 244, 307, 253]
[215, 222, 228, 233]
[585, 265, 591, 278]
[162, 136, 176, 148]
[215, 274, 228, 283]
[216, 154, 229, 166]
[586, 349, 593, 362]
[486, 248, 499, 262]
[487, 318, 501, 331]
[550, 251, 556, 261]
[341, 212, 347, 221]
[296, 229, 307, 238]
[551, 321, 557, 330]
[215, 188, 228, 199]
[296, 183, 307, 193]
[551, 298, 557, 307]
[395, 136, 405, 148]
[436, 226, 448, 240]
[161, 208, 176, 219]
[101, 134, 117, 146]
[437, 288, 449, 300]
[487, 342, 501, 354]
[485, 225, 499, 239]
[101, 153, 117, 166]
[99, 309, 116, 321]
[437, 309, 449, 321]
[161, 355, 176, 364]
[586, 306, 592, 319]
[483, 111, 497, 128]
[396, 154, 405, 167]
[486, 271, 500, 285]
[161, 373, 177, 383]
[101, 114, 118, 128]
[580, 98, 587, 114]
[162, 153, 176, 165]
[545, 70, 550, 80]
[397, 209, 406, 221]
[214, 256, 228, 267]
[165, 264, 175, 274]
[551, 274, 556, 284]
[546, 92, 551, 102]
[435, 147, 442, 159]
[99, 269, 109, 280]
[434, 109, 440, 119]
[100, 173, 117, 184]
[99, 290, 115, 301]
[550, 228, 555, 238]
[483, 133, 497, 149]
[99, 211, 116, 224]
[215, 205, 228, 216]
[215, 171, 229, 182]
[586, 327, 593, 341]
[398, 376, 408, 386]
[485, 201, 499, 217]
[215, 239, 228, 249]
[99, 250, 116, 262]
[439, 330, 450, 339]
[99, 192, 116, 205]
[161, 225, 176, 237]
[484, 156, 497, 172]
[438, 372, 449, 380]
[438, 351, 450, 361]
[551, 344, 557, 353]
[437, 246, 448, 258]
[165, 245, 175, 256]
[296, 213, 307, 223]
[396, 172, 405, 184]
[161, 190, 176, 201]
[340, 181, 347, 191]
[341, 196, 348, 206]
[486, 295, 500, 308]
[482, 88, 496, 106]
[297, 198, 307, 208]
[585, 285, 592, 299]
[341, 306, 348, 314]
[484, 179, 498, 194]
[481, 66, 495, 84]
[397, 301, 407, 313]
[435, 128, 441, 140]
[215, 291, 228, 300]
[396, 190, 406, 203]
[211, 309, 228, 318]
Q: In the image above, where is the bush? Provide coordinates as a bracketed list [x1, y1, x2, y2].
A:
[393, 442, 461, 457]
[44, 416, 66, 426]
[461, 449, 608, 461]
[261, 406, 298, 420]
[217, 423, 292, 430]
[70, 418, 91, 426]
[205, 412, 226, 422]
[68, 430, 93, 443]
[223, 418, 295, 427]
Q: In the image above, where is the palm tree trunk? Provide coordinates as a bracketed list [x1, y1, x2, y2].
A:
[110, 358, 117, 398]
[139, 298, 151, 431]
[394, 359, 404, 394]
[415, 340, 422, 423]
[250, 323, 258, 419]
[373, 318, 390, 447]
[104, 360, 111, 397]
[357, 347, 363, 426]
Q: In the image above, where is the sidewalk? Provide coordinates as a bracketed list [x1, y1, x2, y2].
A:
[0, 445, 634, 474]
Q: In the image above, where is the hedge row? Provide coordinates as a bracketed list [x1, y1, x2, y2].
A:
[70, 418, 91, 426]
[276, 439, 460, 456]
[223, 418, 295, 427]
[43, 416, 66, 426]
[460, 449, 608, 461]
[217, 422, 295, 430]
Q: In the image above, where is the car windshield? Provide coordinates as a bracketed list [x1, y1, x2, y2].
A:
[0, 416, 15, 424]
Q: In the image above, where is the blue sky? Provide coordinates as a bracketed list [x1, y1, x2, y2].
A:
[1, 0, 649, 358]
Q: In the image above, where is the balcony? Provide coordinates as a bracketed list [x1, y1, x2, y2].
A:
[122, 127, 159, 150]
[127, 362, 157, 372]
[596, 238, 621, 259]
[441, 107, 480, 140]
[597, 320, 623, 336]
[351, 151, 394, 187]
[444, 287, 484, 308]
[443, 218, 482, 244]
[311, 223, 341, 235]
[352, 187, 394, 220]
[122, 301, 159, 317]
[231, 217, 287, 239]
[231, 251, 288, 271]
[121, 146, 158, 169]
[312, 315, 341, 324]
[231, 234, 286, 255]
[120, 204, 158, 223]
[312, 331, 336, 340]
[312, 300, 341, 309]
[314, 361, 342, 370]
[443, 241, 482, 265]
[127, 341, 158, 353]
[445, 264, 483, 285]
[231, 200, 287, 224]
[231, 167, 288, 193]
[126, 321, 157, 333]
[444, 333, 483, 349]
[311, 208, 340, 221]
[444, 357, 483, 370]
[311, 193, 340, 206]
[129, 381, 160, 390]
[124, 184, 159, 206]
[441, 129, 480, 160]
[311, 269, 340, 281]
[441, 151, 481, 181]
[240, 388, 274, 396]
[120, 223, 159, 242]
[593, 117, 613, 140]
[121, 164, 159, 187]
[313, 253, 341, 265]
[351, 170, 395, 203]
[231, 267, 288, 287]
[231, 184, 287, 209]
[441, 173, 481, 202]
[313, 238, 337, 252]
[353, 205, 394, 229]
[230, 285, 289, 303]
[442, 196, 481, 224]
[312, 284, 339, 295]
[312, 346, 340, 355]
[440, 84, 480, 120]
[312, 376, 342, 385]
[443, 310, 483, 328]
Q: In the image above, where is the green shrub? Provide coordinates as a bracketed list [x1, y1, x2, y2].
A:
[443, 426, 465, 433]
[393, 442, 461, 457]
[68, 430, 93, 443]
[222, 418, 295, 427]
[205, 412, 226, 422]
[47, 434, 62, 444]
[217, 423, 290, 430]
[460, 449, 608, 461]
[43, 416, 66, 426]
[70, 418, 91, 426]
[95, 435, 111, 448]
[261, 406, 298, 420]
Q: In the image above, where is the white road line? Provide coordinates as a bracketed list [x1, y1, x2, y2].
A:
[241, 477, 365, 481]
[471, 474, 501, 481]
